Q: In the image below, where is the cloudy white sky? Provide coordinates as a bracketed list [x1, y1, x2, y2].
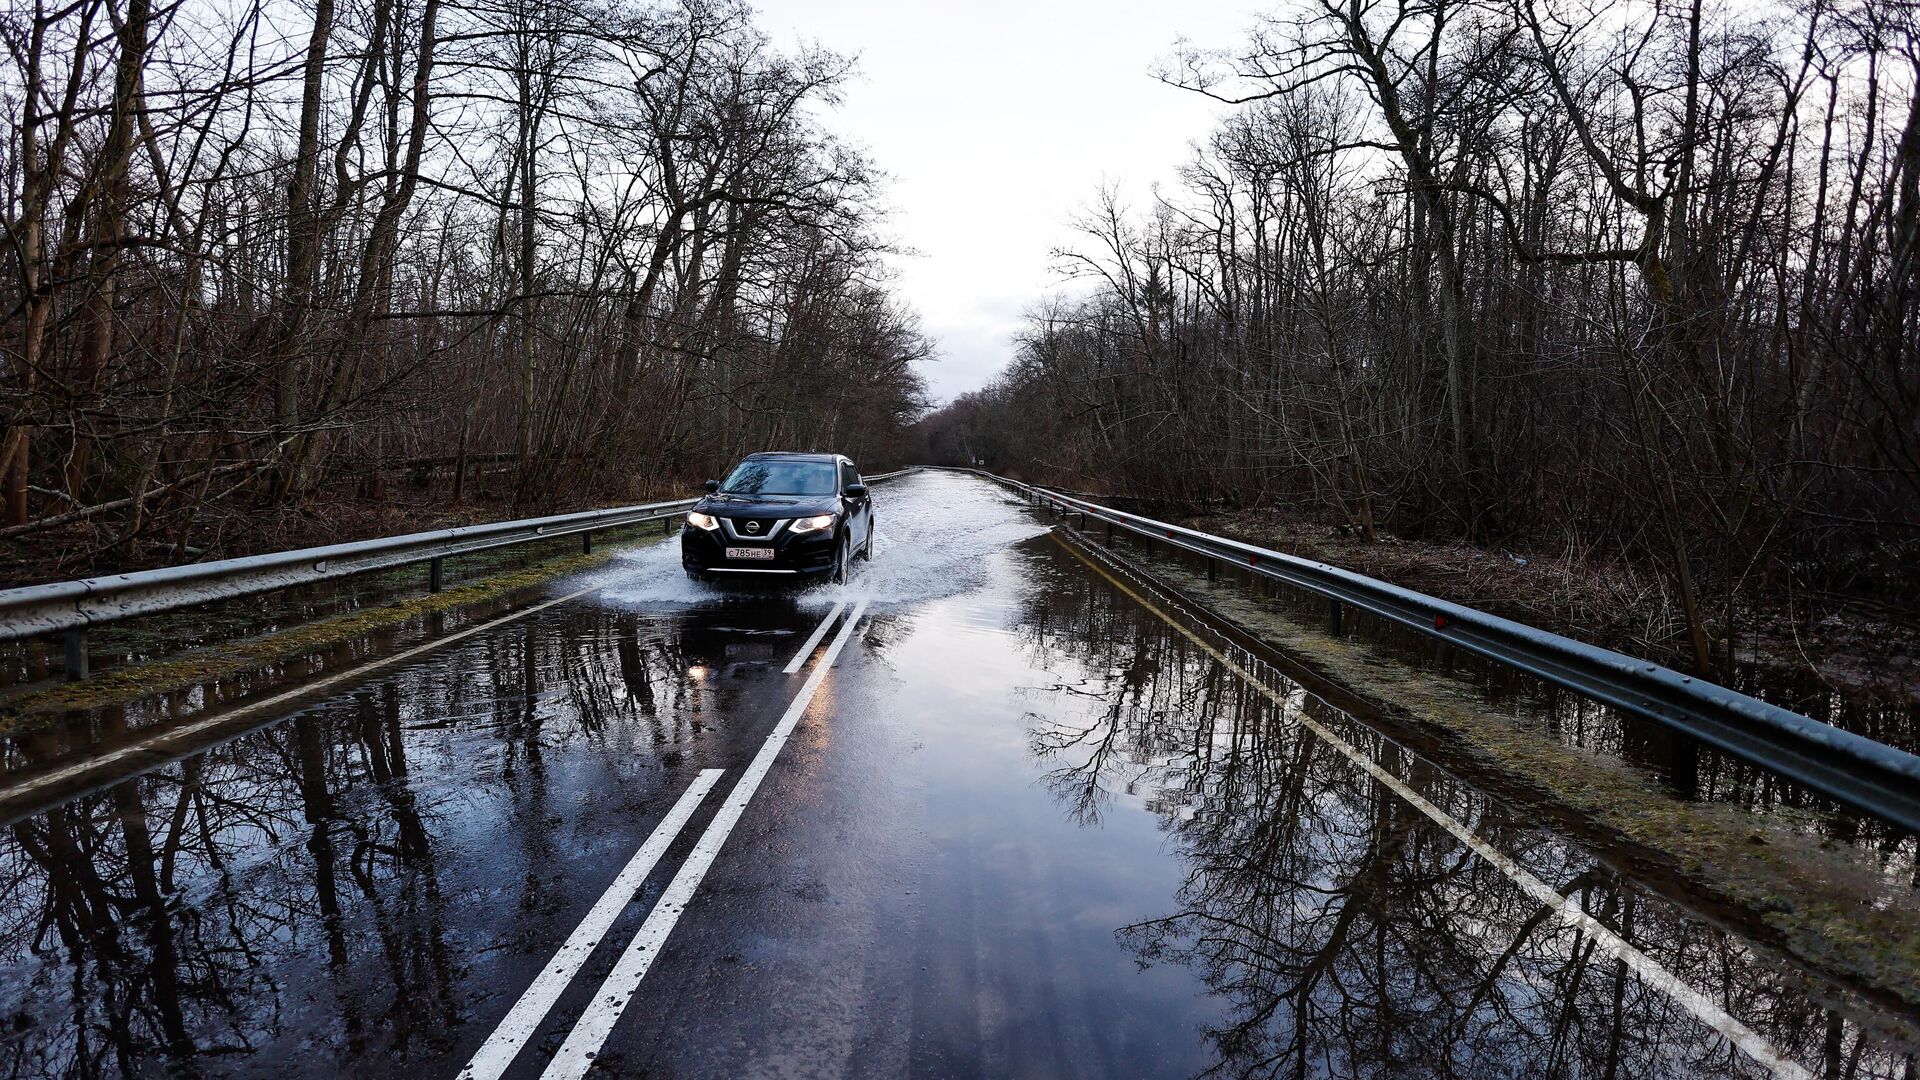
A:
[750, 0, 1260, 405]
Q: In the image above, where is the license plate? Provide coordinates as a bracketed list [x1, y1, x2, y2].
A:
[725, 546, 774, 561]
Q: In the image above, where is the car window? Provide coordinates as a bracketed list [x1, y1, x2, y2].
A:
[841, 462, 859, 489]
[720, 459, 838, 496]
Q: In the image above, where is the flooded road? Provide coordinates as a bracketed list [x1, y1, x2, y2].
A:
[0, 472, 1913, 1077]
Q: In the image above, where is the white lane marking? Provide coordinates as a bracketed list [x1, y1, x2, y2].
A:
[540, 600, 871, 1079]
[0, 584, 603, 808]
[459, 769, 725, 1080]
[1068, 545, 1812, 1080]
[1327, 726, 1812, 1079]
[782, 602, 846, 673]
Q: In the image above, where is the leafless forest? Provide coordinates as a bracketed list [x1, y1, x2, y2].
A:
[915, 0, 1920, 668]
[1, 0, 928, 581]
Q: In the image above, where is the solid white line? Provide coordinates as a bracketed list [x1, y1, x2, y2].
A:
[1324, 725, 1812, 1080]
[0, 583, 603, 808]
[458, 768, 725, 1080]
[1067, 547, 1812, 1080]
[782, 602, 846, 674]
[539, 600, 871, 1080]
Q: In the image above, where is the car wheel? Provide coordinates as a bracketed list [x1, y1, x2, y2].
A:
[859, 521, 875, 561]
[831, 534, 850, 584]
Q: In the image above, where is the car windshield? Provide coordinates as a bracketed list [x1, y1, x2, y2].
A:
[720, 459, 838, 496]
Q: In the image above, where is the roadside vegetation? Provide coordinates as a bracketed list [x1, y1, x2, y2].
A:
[0, 0, 928, 587]
[913, 0, 1920, 686]
[1186, 507, 1920, 703]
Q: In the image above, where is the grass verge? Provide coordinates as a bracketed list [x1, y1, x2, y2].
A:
[0, 548, 613, 737]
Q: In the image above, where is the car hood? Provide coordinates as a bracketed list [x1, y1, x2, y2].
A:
[694, 492, 840, 519]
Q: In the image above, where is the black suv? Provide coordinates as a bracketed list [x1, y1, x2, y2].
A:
[681, 453, 874, 584]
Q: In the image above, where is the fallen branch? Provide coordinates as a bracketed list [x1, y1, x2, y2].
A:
[0, 460, 268, 541]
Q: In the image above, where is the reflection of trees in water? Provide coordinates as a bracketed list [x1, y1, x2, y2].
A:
[1526, 680, 1916, 855]
[0, 609, 699, 1076]
[1017, 576, 1910, 1079]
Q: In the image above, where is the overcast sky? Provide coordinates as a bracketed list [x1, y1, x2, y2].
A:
[750, 0, 1258, 405]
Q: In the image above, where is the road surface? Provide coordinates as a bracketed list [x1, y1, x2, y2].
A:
[0, 472, 1908, 1077]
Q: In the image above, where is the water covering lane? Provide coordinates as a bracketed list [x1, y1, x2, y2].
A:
[577, 515, 1916, 1079]
[0, 472, 1908, 1078]
[0, 598, 830, 1078]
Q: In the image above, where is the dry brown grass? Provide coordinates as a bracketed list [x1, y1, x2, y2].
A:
[0, 477, 686, 589]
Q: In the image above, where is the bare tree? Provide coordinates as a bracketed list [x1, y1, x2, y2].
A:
[916, 0, 1920, 676]
[0, 0, 929, 581]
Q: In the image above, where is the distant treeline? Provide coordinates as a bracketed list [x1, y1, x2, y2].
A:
[912, 0, 1920, 667]
[1, 0, 927, 576]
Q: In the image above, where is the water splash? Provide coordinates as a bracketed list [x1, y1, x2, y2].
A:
[591, 471, 1050, 611]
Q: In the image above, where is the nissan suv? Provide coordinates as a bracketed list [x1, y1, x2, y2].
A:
[681, 453, 874, 584]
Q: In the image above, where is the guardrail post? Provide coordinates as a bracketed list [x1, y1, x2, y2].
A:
[1206, 558, 1218, 582]
[1327, 599, 1344, 637]
[581, 530, 593, 555]
[662, 517, 673, 536]
[63, 628, 88, 682]
[429, 557, 444, 593]
[1103, 522, 1114, 546]
[1668, 735, 1700, 800]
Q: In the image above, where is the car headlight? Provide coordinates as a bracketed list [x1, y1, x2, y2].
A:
[788, 513, 837, 534]
[686, 511, 719, 531]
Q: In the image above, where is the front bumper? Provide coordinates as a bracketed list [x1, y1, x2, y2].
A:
[681, 520, 838, 579]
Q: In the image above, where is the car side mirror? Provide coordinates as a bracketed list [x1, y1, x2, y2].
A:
[703, 479, 720, 493]
[843, 483, 868, 499]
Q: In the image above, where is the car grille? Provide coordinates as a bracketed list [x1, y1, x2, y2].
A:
[719, 517, 789, 542]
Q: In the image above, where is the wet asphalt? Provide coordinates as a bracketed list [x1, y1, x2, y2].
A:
[0, 472, 1913, 1078]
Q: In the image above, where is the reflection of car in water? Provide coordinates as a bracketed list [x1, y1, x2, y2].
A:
[680, 452, 874, 584]
[672, 604, 822, 680]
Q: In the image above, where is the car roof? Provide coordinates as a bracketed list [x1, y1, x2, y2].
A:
[740, 451, 848, 464]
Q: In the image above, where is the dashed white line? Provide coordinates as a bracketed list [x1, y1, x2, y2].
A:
[458, 768, 725, 1080]
[782, 601, 847, 673]
[538, 599, 871, 1079]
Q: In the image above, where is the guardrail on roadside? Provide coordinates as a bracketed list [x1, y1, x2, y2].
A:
[969, 469, 1920, 835]
[1, 469, 916, 681]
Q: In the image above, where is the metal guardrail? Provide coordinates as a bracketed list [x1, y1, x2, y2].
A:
[973, 470, 1920, 834]
[1, 468, 915, 679]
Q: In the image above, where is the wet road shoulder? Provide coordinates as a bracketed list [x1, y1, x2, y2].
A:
[0, 583, 607, 827]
